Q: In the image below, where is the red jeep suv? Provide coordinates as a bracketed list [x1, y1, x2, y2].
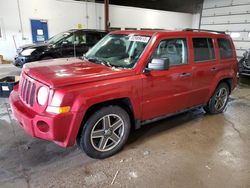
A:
[10, 29, 238, 159]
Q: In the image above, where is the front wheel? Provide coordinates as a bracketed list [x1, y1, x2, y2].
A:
[204, 83, 229, 114]
[78, 106, 131, 159]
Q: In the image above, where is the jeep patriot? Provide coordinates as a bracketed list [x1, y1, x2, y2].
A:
[10, 29, 238, 158]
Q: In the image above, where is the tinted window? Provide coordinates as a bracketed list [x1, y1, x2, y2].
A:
[217, 38, 233, 59]
[87, 33, 103, 45]
[193, 38, 215, 62]
[152, 38, 188, 66]
[74, 32, 86, 45]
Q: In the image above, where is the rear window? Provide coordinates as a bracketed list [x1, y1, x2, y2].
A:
[217, 38, 233, 59]
[192, 38, 215, 62]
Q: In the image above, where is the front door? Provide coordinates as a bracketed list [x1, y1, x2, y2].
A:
[30, 19, 48, 43]
[142, 37, 193, 121]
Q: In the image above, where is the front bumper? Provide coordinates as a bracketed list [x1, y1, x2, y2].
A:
[9, 89, 82, 147]
[13, 55, 37, 67]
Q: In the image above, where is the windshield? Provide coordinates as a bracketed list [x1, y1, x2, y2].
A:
[47, 32, 72, 44]
[85, 34, 151, 68]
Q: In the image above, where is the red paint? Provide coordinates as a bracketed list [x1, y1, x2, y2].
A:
[9, 30, 238, 147]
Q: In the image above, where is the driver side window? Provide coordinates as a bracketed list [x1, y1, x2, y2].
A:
[152, 38, 188, 66]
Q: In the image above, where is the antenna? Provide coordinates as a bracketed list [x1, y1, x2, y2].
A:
[73, 30, 76, 58]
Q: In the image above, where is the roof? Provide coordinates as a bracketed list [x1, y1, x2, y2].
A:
[110, 29, 229, 37]
[68, 29, 107, 33]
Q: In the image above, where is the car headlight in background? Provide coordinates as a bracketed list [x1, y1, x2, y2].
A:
[37, 86, 49, 105]
[21, 49, 36, 56]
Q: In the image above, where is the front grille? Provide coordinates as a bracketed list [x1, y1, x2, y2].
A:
[19, 75, 37, 107]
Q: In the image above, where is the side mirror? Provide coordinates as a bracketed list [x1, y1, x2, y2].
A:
[145, 58, 170, 72]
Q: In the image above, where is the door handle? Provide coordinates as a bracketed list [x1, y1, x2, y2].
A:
[180, 72, 192, 77]
[210, 67, 218, 72]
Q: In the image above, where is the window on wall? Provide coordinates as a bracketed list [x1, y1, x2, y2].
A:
[109, 27, 121, 31]
[125, 28, 137, 30]
[217, 38, 233, 59]
[192, 38, 215, 62]
[152, 38, 188, 66]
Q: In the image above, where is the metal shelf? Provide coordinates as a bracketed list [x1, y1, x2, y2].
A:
[203, 3, 250, 10]
[233, 40, 250, 43]
[236, 48, 248, 51]
[224, 30, 250, 33]
[201, 21, 250, 26]
[202, 12, 250, 18]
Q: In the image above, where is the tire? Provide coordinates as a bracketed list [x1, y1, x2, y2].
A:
[78, 106, 131, 159]
[204, 82, 229, 114]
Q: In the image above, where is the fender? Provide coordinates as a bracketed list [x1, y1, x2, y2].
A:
[205, 69, 235, 103]
[64, 75, 143, 146]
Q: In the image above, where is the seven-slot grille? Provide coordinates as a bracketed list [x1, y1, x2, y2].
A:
[19, 74, 37, 106]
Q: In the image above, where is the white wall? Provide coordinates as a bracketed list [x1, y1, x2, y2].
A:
[0, 0, 196, 60]
[200, 0, 250, 58]
[109, 5, 194, 30]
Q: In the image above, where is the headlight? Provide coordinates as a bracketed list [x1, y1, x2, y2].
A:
[21, 49, 36, 56]
[37, 86, 49, 105]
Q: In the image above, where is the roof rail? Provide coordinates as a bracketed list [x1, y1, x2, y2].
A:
[183, 28, 226, 34]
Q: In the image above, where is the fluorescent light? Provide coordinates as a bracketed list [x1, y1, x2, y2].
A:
[230, 32, 240, 38]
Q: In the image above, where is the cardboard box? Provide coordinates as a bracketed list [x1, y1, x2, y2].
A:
[0, 55, 3, 64]
[2, 60, 10, 64]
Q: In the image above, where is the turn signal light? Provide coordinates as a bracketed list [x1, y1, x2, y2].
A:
[46, 106, 71, 114]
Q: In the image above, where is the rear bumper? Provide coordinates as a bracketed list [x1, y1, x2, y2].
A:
[9, 90, 83, 147]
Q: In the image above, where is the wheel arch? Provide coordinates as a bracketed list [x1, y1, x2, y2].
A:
[218, 78, 232, 94]
[206, 77, 233, 104]
[76, 97, 136, 140]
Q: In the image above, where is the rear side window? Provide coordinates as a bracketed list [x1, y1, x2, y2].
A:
[192, 38, 215, 62]
[217, 38, 233, 59]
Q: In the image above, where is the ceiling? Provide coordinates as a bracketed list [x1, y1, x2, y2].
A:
[91, 0, 203, 13]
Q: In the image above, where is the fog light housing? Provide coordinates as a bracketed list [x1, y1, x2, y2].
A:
[36, 121, 49, 132]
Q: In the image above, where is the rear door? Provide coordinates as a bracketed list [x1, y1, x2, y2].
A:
[217, 37, 236, 71]
[142, 37, 193, 120]
[188, 37, 218, 107]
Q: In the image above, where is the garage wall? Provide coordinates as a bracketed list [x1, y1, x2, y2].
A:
[109, 6, 194, 30]
[0, 0, 196, 60]
[200, 0, 250, 58]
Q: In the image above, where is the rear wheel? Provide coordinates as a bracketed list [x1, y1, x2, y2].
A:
[78, 106, 131, 159]
[204, 83, 229, 114]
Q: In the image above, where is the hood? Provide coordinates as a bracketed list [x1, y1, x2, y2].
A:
[18, 43, 50, 53]
[23, 58, 134, 88]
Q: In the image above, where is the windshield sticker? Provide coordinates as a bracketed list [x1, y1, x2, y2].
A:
[128, 36, 150, 43]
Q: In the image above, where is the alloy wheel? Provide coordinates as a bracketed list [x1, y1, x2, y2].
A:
[214, 87, 228, 111]
[90, 114, 125, 152]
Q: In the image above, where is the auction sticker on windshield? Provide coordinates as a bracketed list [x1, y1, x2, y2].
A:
[128, 35, 150, 43]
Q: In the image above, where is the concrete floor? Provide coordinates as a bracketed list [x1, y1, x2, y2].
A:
[0, 65, 250, 188]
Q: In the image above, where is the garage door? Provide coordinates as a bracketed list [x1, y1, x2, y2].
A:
[200, 0, 250, 59]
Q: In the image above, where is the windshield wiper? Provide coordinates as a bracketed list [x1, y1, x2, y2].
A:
[86, 57, 113, 68]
